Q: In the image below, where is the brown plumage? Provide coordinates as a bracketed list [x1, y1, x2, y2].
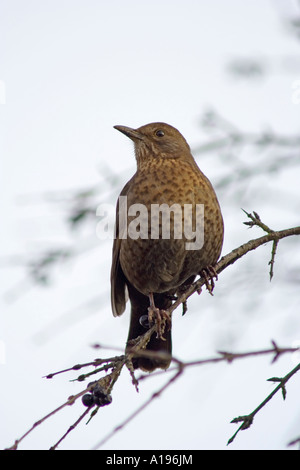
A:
[111, 122, 224, 371]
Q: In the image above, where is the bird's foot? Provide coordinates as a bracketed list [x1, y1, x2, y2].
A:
[148, 293, 172, 340]
[148, 306, 171, 340]
[199, 265, 218, 296]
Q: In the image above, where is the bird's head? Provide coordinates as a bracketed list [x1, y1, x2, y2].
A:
[114, 122, 192, 165]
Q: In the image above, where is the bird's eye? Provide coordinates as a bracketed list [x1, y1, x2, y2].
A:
[155, 130, 165, 137]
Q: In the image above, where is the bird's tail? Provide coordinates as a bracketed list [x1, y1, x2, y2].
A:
[126, 283, 172, 372]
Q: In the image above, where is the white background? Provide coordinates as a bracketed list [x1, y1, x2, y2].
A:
[1, 0, 300, 450]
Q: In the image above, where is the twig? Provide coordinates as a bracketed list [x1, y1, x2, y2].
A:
[5, 341, 299, 450]
[5, 220, 300, 450]
[242, 209, 278, 280]
[288, 436, 300, 448]
[242, 209, 274, 233]
[91, 362, 185, 450]
[49, 408, 90, 450]
[93, 342, 299, 449]
[227, 361, 300, 445]
[168, 223, 300, 314]
[5, 383, 95, 450]
[45, 356, 124, 383]
[268, 239, 279, 281]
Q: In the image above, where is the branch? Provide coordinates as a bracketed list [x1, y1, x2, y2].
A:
[242, 209, 278, 280]
[228, 360, 300, 445]
[168, 219, 300, 315]
[5, 216, 300, 450]
[5, 342, 299, 450]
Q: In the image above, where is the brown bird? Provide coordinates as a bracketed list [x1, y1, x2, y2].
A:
[111, 122, 224, 372]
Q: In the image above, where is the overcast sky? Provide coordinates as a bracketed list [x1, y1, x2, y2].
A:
[1, 0, 300, 450]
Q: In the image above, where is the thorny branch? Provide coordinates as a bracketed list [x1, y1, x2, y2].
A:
[167, 214, 300, 314]
[242, 209, 278, 280]
[228, 360, 300, 446]
[5, 214, 300, 450]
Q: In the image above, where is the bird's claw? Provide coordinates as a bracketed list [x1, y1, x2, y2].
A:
[199, 265, 218, 295]
[148, 306, 171, 340]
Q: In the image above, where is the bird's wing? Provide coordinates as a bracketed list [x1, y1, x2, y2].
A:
[110, 176, 135, 316]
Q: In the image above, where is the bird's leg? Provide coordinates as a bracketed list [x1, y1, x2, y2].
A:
[148, 293, 172, 340]
[199, 265, 218, 296]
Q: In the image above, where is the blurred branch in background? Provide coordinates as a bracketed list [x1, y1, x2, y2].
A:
[225, 1, 300, 79]
[197, 109, 300, 193]
[0, 162, 127, 302]
[226, 55, 300, 80]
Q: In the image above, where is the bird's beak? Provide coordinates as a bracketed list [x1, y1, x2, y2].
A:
[114, 125, 144, 141]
